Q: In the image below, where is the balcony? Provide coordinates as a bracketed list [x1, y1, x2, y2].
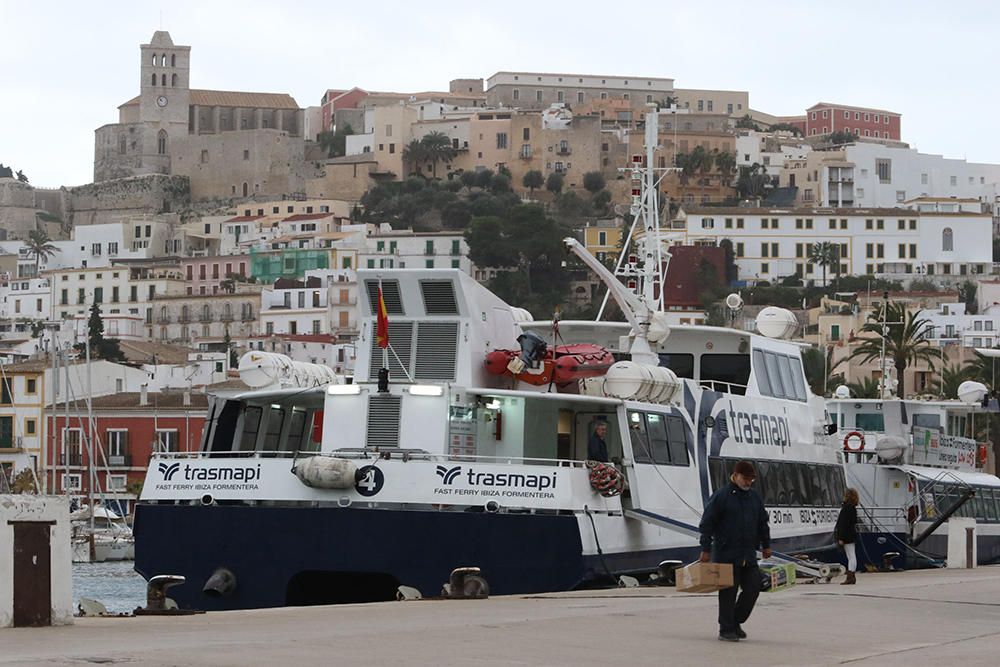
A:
[157, 315, 171, 324]
[519, 147, 532, 159]
[556, 147, 572, 156]
[179, 315, 190, 323]
[221, 313, 234, 322]
[107, 454, 132, 467]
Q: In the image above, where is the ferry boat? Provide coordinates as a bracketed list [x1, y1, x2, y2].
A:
[830, 394, 1000, 568]
[133, 110, 851, 611]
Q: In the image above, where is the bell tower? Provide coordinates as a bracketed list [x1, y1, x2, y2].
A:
[138, 31, 191, 174]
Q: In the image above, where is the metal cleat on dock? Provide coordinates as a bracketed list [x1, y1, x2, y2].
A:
[443, 567, 489, 599]
[134, 575, 205, 615]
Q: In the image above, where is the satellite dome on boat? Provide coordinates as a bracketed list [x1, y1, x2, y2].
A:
[756, 307, 799, 339]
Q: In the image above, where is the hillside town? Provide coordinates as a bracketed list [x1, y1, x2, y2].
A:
[3, 28, 1000, 502]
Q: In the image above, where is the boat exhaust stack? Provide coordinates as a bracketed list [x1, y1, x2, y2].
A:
[203, 567, 237, 598]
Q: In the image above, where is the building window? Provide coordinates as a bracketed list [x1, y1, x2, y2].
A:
[513, 89, 519, 101]
[496, 132, 507, 149]
[702, 218, 714, 229]
[875, 159, 891, 183]
[942, 228, 953, 251]
[157, 130, 167, 155]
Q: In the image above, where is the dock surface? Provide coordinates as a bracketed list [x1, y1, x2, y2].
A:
[4, 566, 1000, 666]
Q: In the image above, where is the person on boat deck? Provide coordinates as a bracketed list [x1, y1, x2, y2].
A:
[835, 487, 860, 585]
[588, 421, 609, 463]
[698, 460, 771, 642]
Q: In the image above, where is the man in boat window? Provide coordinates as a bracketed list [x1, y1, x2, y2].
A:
[588, 421, 610, 463]
[698, 460, 771, 642]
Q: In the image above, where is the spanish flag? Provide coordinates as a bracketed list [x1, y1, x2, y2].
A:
[376, 285, 389, 349]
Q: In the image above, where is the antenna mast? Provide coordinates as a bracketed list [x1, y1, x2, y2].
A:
[597, 107, 678, 319]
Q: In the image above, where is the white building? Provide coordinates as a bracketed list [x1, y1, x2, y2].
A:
[919, 302, 1000, 349]
[357, 226, 472, 273]
[679, 205, 993, 286]
[259, 268, 358, 339]
[0, 277, 51, 334]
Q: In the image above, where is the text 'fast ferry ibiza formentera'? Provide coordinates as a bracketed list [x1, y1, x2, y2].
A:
[135, 110, 849, 611]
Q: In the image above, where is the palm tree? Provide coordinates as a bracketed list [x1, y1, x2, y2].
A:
[419, 132, 457, 179]
[808, 241, 839, 287]
[846, 376, 881, 399]
[26, 229, 57, 276]
[847, 300, 939, 397]
[930, 363, 972, 399]
[801, 345, 844, 396]
[402, 140, 426, 177]
[714, 151, 737, 186]
[967, 352, 999, 392]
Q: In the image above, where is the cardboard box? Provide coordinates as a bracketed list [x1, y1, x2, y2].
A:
[675, 562, 734, 593]
[759, 562, 796, 592]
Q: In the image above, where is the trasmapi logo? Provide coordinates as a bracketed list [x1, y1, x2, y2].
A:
[436, 465, 462, 484]
[158, 462, 181, 481]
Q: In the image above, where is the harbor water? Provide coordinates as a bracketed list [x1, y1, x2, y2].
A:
[73, 561, 146, 614]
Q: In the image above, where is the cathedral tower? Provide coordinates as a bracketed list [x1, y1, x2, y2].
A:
[138, 31, 191, 173]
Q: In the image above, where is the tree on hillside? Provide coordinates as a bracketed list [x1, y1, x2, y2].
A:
[848, 300, 938, 397]
[419, 131, 457, 179]
[583, 172, 606, 195]
[490, 173, 511, 194]
[74, 303, 125, 362]
[714, 151, 737, 186]
[460, 170, 478, 189]
[465, 205, 571, 316]
[735, 115, 761, 131]
[402, 140, 426, 177]
[735, 163, 770, 199]
[808, 241, 839, 287]
[522, 170, 544, 194]
[546, 172, 564, 195]
[26, 229, 57, 276]
[317, 123, 354, 158]
[474, 169, 494, 189]
[828, 131, 855, 145]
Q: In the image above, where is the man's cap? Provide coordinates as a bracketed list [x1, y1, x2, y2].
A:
[733, 460, 756, 479]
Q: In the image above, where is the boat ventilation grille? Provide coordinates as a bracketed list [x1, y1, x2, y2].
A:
[419, 280, 459, 315]
[366, 395, 402, 448]
[365, 279, 404, 315]
[414, 322, 459, 381]
[368, 321, 414, 379]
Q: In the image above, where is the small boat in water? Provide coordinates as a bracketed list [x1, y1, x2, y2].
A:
[71, 505, 135, 563]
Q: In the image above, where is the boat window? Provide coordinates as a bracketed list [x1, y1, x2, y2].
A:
[752, 350, 772, 396]
[855, 413, 885, 431]
[666, 416, 689, 466]
[788, 357, 808, 400]
[783, 465, 802, 505]
[240, 406, 262, 451]
[628, 411, 652, 464]
[700, 354, 750, 395]
[284, 409, 307, 452]
[658, 353, 694, 379]
[645, 413, 671, 464]
[763, 352, 786, 399]
[263, 408, 285, 451]
[912, 413, 941, 430]
[754, 460, 771, 503]
[776, 355, 798, 401]
[987, 490, 1000, 521]
[708, 457, 728, 493]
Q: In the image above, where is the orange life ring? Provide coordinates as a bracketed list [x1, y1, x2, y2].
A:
[843, 431, 865, 452]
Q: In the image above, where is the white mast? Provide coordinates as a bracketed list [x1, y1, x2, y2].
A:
[596, 107, 677, 319]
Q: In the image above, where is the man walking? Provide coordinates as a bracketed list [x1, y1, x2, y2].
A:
[698, 460, 771, 642]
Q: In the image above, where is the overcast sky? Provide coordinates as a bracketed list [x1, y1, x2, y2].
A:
[2, 0, 998, 188]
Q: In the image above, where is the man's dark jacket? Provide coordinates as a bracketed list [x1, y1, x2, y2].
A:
[698, 481, 771, 564]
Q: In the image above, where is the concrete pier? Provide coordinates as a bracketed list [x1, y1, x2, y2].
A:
[4, 567, 1000, 666]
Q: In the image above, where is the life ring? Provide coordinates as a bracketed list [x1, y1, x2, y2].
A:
[843, 431, 865, 452]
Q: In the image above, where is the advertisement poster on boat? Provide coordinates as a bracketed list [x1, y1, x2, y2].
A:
[142, 456, 595, 511]
[912, 427, 976, 471]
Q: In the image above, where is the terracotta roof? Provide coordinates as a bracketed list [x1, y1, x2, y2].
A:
[807, 102, 900, 116]
[118, 340, 198, 365]
[283, 213, 335, 222]
[62, 392, 209, 411]
[121, 89, 299, 110]
[226, 215, 265, 222]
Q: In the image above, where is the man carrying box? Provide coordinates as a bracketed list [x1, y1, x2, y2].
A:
[698, 460, 771, 642]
